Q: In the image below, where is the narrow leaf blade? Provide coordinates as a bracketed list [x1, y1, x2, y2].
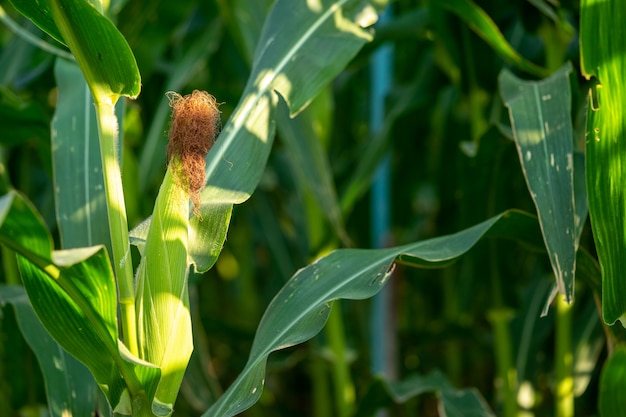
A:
[7, 0, 65, 44]
[0, 191, 159, 412]
[52, 58, 112, 252]
[499, 63, 580, 302]
[49, 0, 140, 101]
[440, 0, 548, 77]
[136, 167, 192, 414]
[205, 210, 541, 417]
[0, 284, 107, 417]
[580, 0, 626, 325]
[191, 0, 386, 272]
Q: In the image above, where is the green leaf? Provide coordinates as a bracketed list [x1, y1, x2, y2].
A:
[277, 94, 349, 245]
[0, 284, 109, 417]
[48, 0, 140, 102]
[192, 0, 386, 273]
[580, 0, 626, 326]
[599, 346, 626, 417]
[355, 371, 494, 417]
[438, 0, 549, 77]
[204, 210, 541, 417]
[51, 58, 112, 253]
[6, 0, 65, 45]
[499, 63, 582, 303]
[135, 165, 192, 415]
[0, 191, 159, 413]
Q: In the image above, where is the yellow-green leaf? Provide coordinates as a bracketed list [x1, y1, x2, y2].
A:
[135, 164, 192, 416]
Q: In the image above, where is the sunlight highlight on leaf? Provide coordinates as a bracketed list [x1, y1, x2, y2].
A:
[580, 0, 626, 326]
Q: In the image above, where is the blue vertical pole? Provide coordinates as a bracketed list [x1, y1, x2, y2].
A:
[369, 6, 394, 415]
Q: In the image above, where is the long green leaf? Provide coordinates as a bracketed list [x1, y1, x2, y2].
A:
[355, 371, 494, 417]
[599, 346, 626, 417]
[135, 166, 192, 416]
[181, 0, 385, 272]
[438, 0, 549, 77]
[0, 284, 109, 417]
[277, 95, 349, 244]
[224, 0, 350, 246]
[580, 0, 626, 326]
[52, 57, 112, 253]
[499, 63, 582, 302]
[6, 0, 65, 45]
[0, 191, 159, 413]
[48, 0, 140, 103]
[204, 210, 541, 417]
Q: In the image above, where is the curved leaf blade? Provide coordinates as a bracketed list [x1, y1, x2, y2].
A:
[599, 346, 626, 417]
[355, 371, 495, 417]
[7, 0, 65, 45]
[191, 0, 385, 273]
[49, 0, 140, 102]
[0, 191, 158, 412]
[205, 210, 540, 417]
[439, 0, 549, 77]
[0, 285, 108, 417]
[499, 63, 582, 303]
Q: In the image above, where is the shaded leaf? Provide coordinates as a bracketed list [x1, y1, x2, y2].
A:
[277, 95, 349, 245]
[438, 0, 548, 77]
[6, 0, 65, 45]
[355, 371, 495, 417]
[0, 284, 109, 417]
[499, 63, 581, 302]
[599, 346, 626, 417]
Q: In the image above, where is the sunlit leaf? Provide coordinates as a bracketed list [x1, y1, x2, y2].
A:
[48, 0, 140, 102]
[135, 165, 192, 415]
[0, 191, 159, 413]
[580, 0, 626, 326]
[185, 0, 387, 272]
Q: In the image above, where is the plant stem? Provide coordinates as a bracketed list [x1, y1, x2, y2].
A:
[555, 293, 574, 417]
[442, 266, 462, 385]
[488, 242, 518, 417]
[94, 99, 137, 355]
[487, 308, 518, 417]
[326, 301, 354, 417]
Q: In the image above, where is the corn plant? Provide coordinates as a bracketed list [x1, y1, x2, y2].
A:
[1, 0, 626, 416]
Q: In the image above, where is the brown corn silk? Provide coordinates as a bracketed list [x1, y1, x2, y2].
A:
[166, 90, 220, 213]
